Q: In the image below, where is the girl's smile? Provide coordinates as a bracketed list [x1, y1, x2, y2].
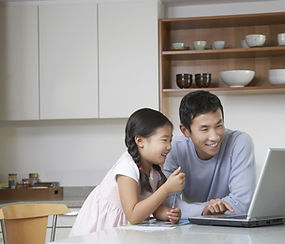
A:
[136, 124, 173, 172]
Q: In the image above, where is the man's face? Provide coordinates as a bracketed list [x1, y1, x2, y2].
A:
[182, 109, 225, 160]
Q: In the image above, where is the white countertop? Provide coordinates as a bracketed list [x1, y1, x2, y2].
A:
[49, 223, 285, 244]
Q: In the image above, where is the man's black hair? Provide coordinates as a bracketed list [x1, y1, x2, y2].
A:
[179, 91, 224, 132]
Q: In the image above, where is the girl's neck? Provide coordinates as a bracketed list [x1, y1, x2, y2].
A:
[140, 161, 152, 176]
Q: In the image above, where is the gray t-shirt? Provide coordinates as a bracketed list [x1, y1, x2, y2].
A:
[163, 129, 256, 218]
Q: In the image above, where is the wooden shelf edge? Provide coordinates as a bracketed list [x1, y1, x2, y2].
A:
[162, 46, 285, 56]
[162, 86, 285, 95]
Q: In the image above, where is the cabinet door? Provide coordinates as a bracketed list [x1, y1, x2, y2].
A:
[0, 5, 39, 120]
[39, 3, 98, 119]
[98, 1, 159, 118]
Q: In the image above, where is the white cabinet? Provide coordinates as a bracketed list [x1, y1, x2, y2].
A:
[0, 0, 160, 120]
[0, 5, 39, 120]
[39, 3, 98, 119]
[98, 1, 159, 118]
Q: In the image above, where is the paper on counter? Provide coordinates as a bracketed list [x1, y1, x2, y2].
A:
[117, 219, 189, 232]
[117, 225, 176, 231]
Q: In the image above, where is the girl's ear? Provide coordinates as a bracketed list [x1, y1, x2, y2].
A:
[180, 124, 191, 138]
[134, 136, 144, 148]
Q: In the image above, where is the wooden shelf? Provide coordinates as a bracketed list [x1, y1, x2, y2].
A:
[159, 12, 285, 112]
[162, 46, 285, 60]
[161, 12, 285, 29]
[163, 85, 285, 93]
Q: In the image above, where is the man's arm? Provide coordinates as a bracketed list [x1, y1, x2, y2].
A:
[201, 133, 255, 216]
[221, 132, 256, 214]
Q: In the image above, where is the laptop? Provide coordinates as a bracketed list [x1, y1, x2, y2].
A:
[189, 148, 285, 227]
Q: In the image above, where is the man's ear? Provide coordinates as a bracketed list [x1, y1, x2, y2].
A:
[180, 124, 191, 138]
[134, 136, 144, 148]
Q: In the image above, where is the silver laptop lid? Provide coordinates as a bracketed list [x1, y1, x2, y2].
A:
[248, 148, 285, 219]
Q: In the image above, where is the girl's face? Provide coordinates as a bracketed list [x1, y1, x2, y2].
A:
[137, 124, 173, 169]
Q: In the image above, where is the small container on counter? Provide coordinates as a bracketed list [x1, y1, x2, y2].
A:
[29, 173, 39, 186]
[17, 178, 30, 188]
[8, 173, 17, 189]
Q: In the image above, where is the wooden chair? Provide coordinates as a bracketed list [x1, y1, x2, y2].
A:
[0, 208, 7, 244]
[1, 203, 69, 244]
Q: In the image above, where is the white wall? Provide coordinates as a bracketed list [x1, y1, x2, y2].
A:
[167, 93, 285, 179]
[0, 0, 285, 186]
[0, 119, 127, 186]
[165, 0, 285, 179]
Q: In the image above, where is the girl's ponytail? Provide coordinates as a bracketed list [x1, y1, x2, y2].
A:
[126, 135, 153, 193]
[152, 164, 167, 185]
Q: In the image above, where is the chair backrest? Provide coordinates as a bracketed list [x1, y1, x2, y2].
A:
[0, 208, 3, 219]
[0, 209, 6, 244]
[2, 203, 69, 244]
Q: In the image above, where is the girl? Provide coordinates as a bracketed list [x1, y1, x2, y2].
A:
[70, 108, 185, 236]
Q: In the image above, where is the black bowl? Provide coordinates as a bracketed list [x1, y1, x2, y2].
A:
[195, 73, 211, 88]
[176, 74, 192, 88]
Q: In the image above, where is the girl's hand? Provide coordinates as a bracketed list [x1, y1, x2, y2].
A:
[164, 167, 185, 194]
[167, 207, 181, 224]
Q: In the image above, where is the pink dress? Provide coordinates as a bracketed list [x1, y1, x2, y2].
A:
[69, 151, 161, 237]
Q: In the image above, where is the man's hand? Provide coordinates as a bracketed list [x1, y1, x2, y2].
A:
[202, 198, 234, 216]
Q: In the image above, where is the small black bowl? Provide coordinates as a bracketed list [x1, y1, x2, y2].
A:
[176, 74, 192, 88]
[195, 73, 211, 88]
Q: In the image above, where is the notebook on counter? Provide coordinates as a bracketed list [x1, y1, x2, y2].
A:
[189, 148, 285, 227]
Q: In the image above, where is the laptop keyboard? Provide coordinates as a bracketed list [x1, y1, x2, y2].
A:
[222, 215, 247, 219]
[205, 214, 247, 219]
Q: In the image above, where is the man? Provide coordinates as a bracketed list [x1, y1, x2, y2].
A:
[163, 91, 255, 218]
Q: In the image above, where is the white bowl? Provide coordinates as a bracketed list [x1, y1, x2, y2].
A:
[277, 33, 285, 46]
[245, 34, 266, 47]
[211, 41, 225, 50]
[194, 41, 207, 50]
[172, 42, 185, 49]
[268, 69, 285, 85]
[220, 70, 255, 87]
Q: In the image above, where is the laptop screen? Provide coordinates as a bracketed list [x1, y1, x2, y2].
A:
[247, 148, 285, 219]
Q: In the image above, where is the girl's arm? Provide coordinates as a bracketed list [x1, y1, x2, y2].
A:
[153, 179, 181, 224]
[117, 167, 184, 225]
[153, 204, 181, 224]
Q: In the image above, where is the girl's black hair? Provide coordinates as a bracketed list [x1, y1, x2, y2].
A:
[125, 108, 173, 193]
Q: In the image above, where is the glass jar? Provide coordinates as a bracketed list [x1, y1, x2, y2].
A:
[29, 173, 39, 186]
[8, 173, 17, 189]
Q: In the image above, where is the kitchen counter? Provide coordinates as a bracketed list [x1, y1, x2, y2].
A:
[0, 186, 94, 208]
[49, 223, 285, 244]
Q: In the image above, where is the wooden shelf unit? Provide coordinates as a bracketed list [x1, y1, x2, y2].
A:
[159, 12, 285, 113]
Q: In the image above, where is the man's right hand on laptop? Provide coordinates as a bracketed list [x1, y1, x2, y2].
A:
[202, 198, 234, 216]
